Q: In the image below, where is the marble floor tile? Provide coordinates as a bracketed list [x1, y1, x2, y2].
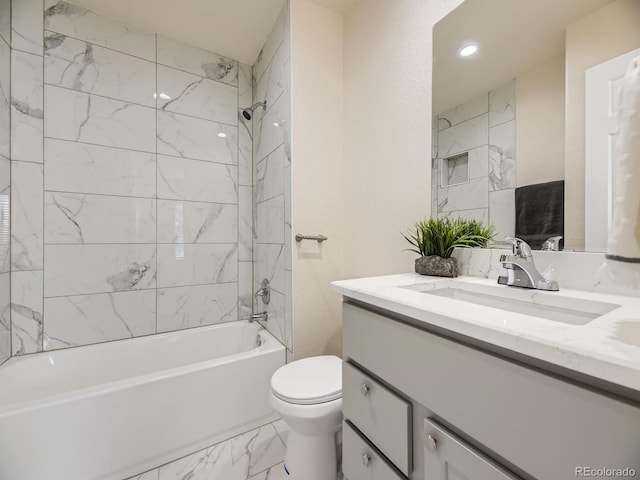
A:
[247, 462, 288, 480]
[45, 1, 156, 61]
[271, 420, 289, 447]
[158, 424, 285, 480]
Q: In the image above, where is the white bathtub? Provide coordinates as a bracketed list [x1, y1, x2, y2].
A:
[0, 322, 285, 480]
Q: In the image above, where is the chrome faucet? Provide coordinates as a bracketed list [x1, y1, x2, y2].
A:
[498, 237, 559, 291]
[249, 311, 268, 323]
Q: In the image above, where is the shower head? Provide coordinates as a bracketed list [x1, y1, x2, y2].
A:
[241, 101, 267, 121]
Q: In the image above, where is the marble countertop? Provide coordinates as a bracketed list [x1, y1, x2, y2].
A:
[331, 273, 640, 394]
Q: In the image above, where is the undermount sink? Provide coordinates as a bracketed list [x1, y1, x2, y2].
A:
[402, 281, 620, 325]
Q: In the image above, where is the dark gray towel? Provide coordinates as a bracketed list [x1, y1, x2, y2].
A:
[515, 180, 564, 250]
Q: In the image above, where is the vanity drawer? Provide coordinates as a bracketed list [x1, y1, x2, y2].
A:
[343, 421, 405, 480]
[424, 418, 520, 480]
[343, 362, 411, 476]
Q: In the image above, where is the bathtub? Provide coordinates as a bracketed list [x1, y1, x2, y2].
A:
[0, 322, 285, 480]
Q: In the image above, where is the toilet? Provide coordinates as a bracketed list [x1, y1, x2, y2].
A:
[269, 355, 342, 480]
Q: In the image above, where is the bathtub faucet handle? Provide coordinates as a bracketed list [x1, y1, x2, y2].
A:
[255, 278, 271, 305]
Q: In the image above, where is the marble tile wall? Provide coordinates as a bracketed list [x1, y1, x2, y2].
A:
[124, 421, 289, 480]
[433, 80, 516, 242]
[253, 3, 292, 354]
[5, 0, 254, 356]
[0, 0, 10, 366]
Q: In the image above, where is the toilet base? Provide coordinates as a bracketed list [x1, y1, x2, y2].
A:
[284, 430, 338, 480]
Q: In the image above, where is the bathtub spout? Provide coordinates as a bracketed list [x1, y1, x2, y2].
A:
[249, 311, 268, 322]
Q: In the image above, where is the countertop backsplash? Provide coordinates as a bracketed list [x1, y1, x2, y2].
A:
[452, 247, 640, 297]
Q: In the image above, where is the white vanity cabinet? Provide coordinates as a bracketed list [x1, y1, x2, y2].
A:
[341, 301, 640, 480]
[423, 419, 519, 480]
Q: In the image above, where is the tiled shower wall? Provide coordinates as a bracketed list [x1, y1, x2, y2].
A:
[432, 80, 516, 240]
[7, 0, 255, 356]
[252, 4, 293, 354]
[0, 0, 10, 366]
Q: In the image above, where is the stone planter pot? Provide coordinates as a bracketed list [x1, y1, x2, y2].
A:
[415, 255, 458, 277]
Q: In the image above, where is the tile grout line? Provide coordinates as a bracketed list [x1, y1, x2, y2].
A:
[43, 82, 240, 127]
[40, 0, 45, 353]
[154, 31, 158, 336]
[42, 27, 239, 88]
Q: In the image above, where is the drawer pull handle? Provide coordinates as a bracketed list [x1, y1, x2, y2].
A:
[360, 383, 370, 396]
[425, 434, 438, 452]
[362, 453, 371, 467]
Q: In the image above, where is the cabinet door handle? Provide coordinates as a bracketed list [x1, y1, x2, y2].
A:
[362, 453, 371, 467]
[360, 383, 370, 395]
[425, 433, 438, 451]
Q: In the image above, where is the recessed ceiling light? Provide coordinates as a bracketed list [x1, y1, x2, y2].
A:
[218, 132, 227, 138]
[458, 44, 478, 58]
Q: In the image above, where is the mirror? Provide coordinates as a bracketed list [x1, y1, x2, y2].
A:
[432, 0, 640, 252]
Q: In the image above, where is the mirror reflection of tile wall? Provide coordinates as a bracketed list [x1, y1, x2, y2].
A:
[432, 80, 516, 241]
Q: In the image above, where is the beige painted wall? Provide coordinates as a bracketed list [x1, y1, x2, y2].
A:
[342, 0, 463, 279]
[564, 0, 640, 250]
[515, 55, 566, 187]
[290, 0, 344, 359]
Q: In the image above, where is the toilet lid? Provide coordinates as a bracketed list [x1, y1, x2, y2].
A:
[271, 355, 342, 405]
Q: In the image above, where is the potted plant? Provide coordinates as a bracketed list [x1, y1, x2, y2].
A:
[403, 217, 495, 277]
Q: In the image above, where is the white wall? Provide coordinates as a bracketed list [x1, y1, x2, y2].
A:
[342, 0, 463, 279]
[515, 55, 565, 187]
[564, 0, 640, 250]
[291, 0, 344, 359]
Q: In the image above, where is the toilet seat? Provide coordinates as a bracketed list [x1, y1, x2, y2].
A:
[271, 355, 342, 405]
